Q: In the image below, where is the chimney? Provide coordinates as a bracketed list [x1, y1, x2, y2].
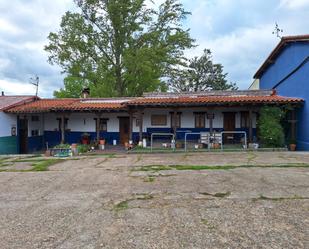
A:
[81, 88, 90, 99]
[1, 91, 4, 96]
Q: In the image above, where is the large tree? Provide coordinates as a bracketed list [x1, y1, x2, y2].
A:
[45, 0, 194, 97]
[168, 49, 237, 92]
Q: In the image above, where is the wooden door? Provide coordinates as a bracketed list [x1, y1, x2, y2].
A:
[19, 119, 28, 154]
[119, 117, 130, 145]
[223, 112, 236, 144]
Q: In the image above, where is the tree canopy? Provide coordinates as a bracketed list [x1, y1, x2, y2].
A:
[168, 49, 238, 92]
[45, 0, 194, 97]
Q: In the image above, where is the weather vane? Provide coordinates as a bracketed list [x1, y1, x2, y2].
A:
[272, 22, 283, 39]
[30, 75, 39, 97]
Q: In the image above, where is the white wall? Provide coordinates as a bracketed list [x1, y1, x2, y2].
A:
[39, 108, 257, 133]
[0, 112, 17, 137]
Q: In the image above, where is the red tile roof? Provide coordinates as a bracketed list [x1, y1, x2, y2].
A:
[4, 91, 303, 113]
[5, 98, 129, 113]
[0, 96, 38, 111]
[254, 34, 309, 78]
[126, 95, 303, 106]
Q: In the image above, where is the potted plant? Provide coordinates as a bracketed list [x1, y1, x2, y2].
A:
[81, 133, 90, 145]
[99, 138, 106, 145]
[289, 139, 297, 151]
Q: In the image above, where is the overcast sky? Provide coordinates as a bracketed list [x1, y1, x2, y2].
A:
[0, 0, 309, 97]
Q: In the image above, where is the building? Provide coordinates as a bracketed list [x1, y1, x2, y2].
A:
[0, 90, 303, 154]
[0, 94, 37, 154]
[254, 35, 309, 150]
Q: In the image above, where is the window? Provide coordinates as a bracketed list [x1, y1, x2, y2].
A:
[31, 116, 39, 122]
[151, 115, 167, 126]
[31, 129, 39, 136]
[170, 113, 181, 128]
[240, 111, 249, 128]
[195, 113, 205, 128]
[99, 119, 107, 132]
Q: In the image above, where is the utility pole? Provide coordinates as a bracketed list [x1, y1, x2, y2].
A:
[30, 75, 39, 97]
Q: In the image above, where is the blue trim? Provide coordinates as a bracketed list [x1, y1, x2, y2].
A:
[27, 136, 44, 152]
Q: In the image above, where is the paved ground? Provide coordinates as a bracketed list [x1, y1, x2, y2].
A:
[0, 151, 309, 249]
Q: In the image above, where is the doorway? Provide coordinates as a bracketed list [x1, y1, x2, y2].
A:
[19, 118, 28, 154]
[119, 117, 130, 145]
[223, 112, 236, 144]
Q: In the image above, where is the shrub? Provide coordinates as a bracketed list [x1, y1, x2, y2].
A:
[77, 144, 90, 153]
[258, 107, 285, 148]
[54, 144, 71, 149]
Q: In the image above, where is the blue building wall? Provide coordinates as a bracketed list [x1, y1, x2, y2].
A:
[259, 42, 309, 150]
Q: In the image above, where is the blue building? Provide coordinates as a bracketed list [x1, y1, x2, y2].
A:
[254, 35, 309, 150]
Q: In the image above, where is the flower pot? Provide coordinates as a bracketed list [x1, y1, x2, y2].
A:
[99, 139, 105, 145]
[82, 138, 89, 145]
[289, 144, 296, 151]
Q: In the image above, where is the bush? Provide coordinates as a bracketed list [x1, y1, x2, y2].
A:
[77, 144, 90, 153]
[258, 107, 285, 148]
[54, 144, 71, 149]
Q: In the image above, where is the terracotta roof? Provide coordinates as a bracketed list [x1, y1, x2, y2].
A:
[126, 95, 303, 106]
[4, 91, 303, 113]
[0, 96, 38, 111]
[5, 98, 129, 113]
[254, 34, 309, 78]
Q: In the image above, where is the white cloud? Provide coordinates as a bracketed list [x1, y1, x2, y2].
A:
[1, 0, 309, 95]
[279, 0, 309, 9]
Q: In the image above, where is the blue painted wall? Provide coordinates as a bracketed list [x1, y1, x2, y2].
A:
[42, 128, 255, 148]
[259, 42, 309, 150]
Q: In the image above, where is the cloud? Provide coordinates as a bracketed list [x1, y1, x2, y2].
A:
[182, 0, 309, 89]
[0, 0, 74, 97]
[279, 0, 309, 9]
[0, 0, 309, 95]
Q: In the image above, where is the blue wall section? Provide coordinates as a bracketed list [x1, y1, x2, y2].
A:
[259, 42, 309, 150]
[28, 136, 44, 153]
[42, 128, 255, 148]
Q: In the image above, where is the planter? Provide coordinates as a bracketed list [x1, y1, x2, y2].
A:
[212, 143, 220, 149]
[99, 139, 106, 145]
[82, 137, 89, 145]
[289, 144, 296, 151]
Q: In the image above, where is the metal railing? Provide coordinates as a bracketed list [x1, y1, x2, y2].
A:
[150, 133, 175, 152]
[220, 131, 247, 151]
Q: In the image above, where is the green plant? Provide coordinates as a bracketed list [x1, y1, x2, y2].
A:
[54, 144, 71, 149]
[289, 138, 297, 144]
[258, 107, 285, 148]
[77, 144, 90, 153]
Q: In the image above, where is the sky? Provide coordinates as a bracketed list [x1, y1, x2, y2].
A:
[0, 0, 309, 97]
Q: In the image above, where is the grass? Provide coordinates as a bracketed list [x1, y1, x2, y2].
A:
[200, 191, 231, 198]
[113, 200, 129, 211]
[201, 218, 216, 229]
[143, 176, 156, 182]
[134, 163, 309, 172]
[253, 194, 309, 202]
[112, 194, 154, 212]
[0, 158, 63, 172]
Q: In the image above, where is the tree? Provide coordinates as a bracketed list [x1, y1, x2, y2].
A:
[258, 107, 285, 148]
[45, 0, 194, 97]
[168, 49, 237, 92]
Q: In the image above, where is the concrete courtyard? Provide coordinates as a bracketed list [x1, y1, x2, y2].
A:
[0, 151, 309, 249]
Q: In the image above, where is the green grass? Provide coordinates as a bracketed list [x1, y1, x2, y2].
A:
[253, 194, 309, 202]
[112, 194, 154, 212]
[143, 176, 156, 182]
[0, 158, 63, 172]
[113, 200, 129, 211]
[30, 159, 63, 171]
[200, 191, 231, 198]
[134, 163, 309, 172]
